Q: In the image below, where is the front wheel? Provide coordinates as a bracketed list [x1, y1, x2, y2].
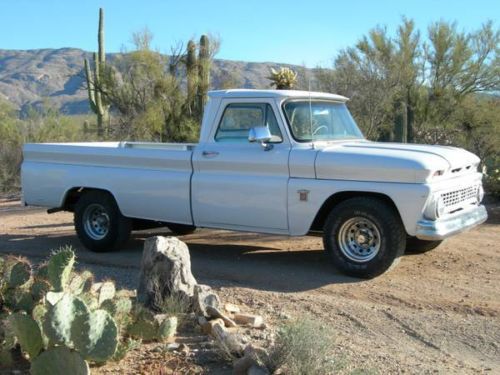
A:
[74, 191, 131, 252]
[323, 197, 406, 278]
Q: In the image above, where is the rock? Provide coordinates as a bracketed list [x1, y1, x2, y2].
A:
[225, 303, 241, 314]
[248, 365, 270, 375]
[137, 236, 197, 307]
[198, 315, 208, 326]
[234, 313, 264, 328]
[206, 305, 237, 328]
[201, 318, 225, 335]
[166, 343, 180, 351]
[233, 345, 270, 375]
[193, 284, 221, 316]
[211, 321, 246, 355]
[178, 343, 190, 356]
[233, 354, 256, 375]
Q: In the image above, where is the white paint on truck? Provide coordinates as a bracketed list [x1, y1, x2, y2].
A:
[21, 89, 488, 277]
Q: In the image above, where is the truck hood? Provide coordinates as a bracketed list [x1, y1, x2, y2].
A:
[315, 141, 480, 183]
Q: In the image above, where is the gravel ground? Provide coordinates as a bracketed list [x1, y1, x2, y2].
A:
[1, 197, 499, 374]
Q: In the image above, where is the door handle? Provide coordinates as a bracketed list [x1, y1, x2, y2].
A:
[202, 151, 219, 158]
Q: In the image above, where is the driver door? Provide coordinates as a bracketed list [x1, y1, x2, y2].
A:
[191, 99, 291, 232]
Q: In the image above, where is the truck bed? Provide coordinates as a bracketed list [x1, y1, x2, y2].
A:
[22, 142, 196, 225]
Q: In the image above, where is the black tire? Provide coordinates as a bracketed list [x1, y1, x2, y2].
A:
[323, 197, 406, 278]
[167, 223, 196, 236]
[405, 237, 443, 254]
[74, 191, 131, 252]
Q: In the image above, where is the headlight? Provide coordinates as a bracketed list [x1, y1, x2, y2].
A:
[436, 196, 446, 218]
[477, 185, 484, 204]
[424, 195, 445, 220]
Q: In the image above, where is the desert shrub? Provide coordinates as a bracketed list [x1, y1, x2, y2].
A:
[267, 318, 336, 375]
[484, 164, 500, 199]
[0, 100, 88, 193]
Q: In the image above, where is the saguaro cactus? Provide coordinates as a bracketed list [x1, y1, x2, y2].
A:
[197, 35, 210, 119]
[186, 40, 198, 115]
[84, 8, 110, 137]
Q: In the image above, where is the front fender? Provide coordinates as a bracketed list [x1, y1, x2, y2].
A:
[287, 178, 430, 236]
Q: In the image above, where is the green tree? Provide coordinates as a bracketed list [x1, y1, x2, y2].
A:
[317, 18, 499, 144]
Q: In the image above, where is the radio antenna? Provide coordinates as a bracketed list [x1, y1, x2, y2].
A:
[309, 79, 314, 149]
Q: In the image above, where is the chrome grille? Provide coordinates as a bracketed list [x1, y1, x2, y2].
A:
[441, 185, 477, 208]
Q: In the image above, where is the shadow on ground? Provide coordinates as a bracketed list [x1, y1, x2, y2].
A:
[0, 228, 360, 293]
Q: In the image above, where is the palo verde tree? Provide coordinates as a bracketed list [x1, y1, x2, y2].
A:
[317, 18, 499, 144]
[83, 8, 111, 137]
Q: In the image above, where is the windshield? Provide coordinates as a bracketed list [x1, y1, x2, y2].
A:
[283, 100, 364, 142]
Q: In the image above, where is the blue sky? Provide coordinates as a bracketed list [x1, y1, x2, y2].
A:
[1, 0, 498, 66]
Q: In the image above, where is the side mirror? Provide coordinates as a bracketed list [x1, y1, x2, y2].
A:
[248, 126, 273, 150]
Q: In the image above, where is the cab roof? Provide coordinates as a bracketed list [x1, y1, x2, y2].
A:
[208, 89, 348, 102]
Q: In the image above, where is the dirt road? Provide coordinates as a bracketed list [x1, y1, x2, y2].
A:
[1, 197, 499, 374]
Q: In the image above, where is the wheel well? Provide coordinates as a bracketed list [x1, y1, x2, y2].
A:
[62, 187, 115, 212]
[310, 191, 401, 232]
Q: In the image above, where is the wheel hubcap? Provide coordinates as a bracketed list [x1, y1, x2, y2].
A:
[82, 203, 110, 240]
[338, 217, 381, 263]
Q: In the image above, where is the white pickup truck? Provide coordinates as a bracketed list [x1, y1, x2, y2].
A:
[21, 89, 488, 278]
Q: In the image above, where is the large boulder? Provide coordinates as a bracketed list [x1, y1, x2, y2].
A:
[137, 236, 197, 308]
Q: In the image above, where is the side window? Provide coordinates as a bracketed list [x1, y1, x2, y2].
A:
[215, 103, 283, 143]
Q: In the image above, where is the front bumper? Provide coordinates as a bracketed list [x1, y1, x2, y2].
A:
[415, 205, 488, 241]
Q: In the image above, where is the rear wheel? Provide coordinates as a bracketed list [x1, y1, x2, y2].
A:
[74, 191, 131, 252]
[405, 237, 443, 254]
[323, 197, 406, 278]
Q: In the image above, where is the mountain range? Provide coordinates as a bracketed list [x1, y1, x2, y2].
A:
[0, 48, 305, 115]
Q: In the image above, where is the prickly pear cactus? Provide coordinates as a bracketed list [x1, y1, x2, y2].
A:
[43, 294, 89, 346]
[97, 281, 116, 305]
[112, 337, 140, 361]
[31, 280, 51, 302]
[101, 296, 132, 317]
[7, 259, 31, 288]
[72, 309, 118, 363]
[45, 291, 65, 306]
[0, 313, 16, 350]
[0, 349, 13, 367]
[79, 292, 99, 311]
[4, 288, 34, 312]
[47, 246, 75, 292]
[32, 304, 47, 323]
[69, 271, 94, 295]
[31, 346, 89, 375]
[126, 317, 157, 341]
[127, 310, 177, 342]
[8, 313, 44, 359]
[35, 262, 49, 281]
[158, 315, 177, 340]
[31, 304, 49, 347]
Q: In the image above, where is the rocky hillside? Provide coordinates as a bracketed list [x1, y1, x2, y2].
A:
[0, 48, 305, 115]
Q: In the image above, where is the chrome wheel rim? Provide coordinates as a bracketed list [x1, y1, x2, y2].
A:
[338, 217, 381, 263]
[82, 203, 110, 240]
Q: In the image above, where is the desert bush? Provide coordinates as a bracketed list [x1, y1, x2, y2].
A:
[0, 100, 88, 193]
[267, 318, 336, 375]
